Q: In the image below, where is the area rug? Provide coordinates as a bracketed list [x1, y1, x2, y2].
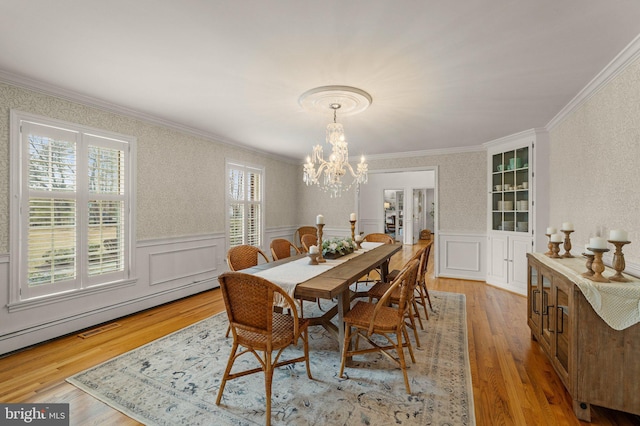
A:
[67, 289, 475, 425]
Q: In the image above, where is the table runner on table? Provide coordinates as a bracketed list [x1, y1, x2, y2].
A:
[532, 253, 640, 330]
[252, 242, 383, 306]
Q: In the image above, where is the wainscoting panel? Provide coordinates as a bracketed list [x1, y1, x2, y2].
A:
[438, 232, 486, 281]
[0, 233, 227, 355]
[147, 241, 220, 287]
[359, 219, 381, 237]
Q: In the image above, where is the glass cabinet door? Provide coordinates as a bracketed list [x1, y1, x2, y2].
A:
[490, 146, 530, 233]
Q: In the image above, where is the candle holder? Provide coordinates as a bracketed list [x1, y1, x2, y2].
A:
[350, 220, 356, 242]
[586, 247, 610, 283]
[307, 252, 320, 265]
[608, 240, 631, 282]
[316, 223, 326, 263]
[549, 241, 562, 258]
[561, 230, 574, 258]
[545, 234, 553, 256]
[581, 253, 595, 277]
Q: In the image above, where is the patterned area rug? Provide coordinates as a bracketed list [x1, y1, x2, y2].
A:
[67, 289, 475, 425]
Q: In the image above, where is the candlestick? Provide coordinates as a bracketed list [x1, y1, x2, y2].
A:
[350, 220, 356, 243]
[561, 230, 574, 258]
[546, 227, 557, 235]
[549, 241, 562, 258]
[581, 252, 595, 277]
[307, 251, 320, 265]
[316, 223, 326, 263]
[561, 222, 574, 231]
[545, 234, 554, 256]
[608, 240, 631, 282]
[355, 234, 363, 250]
[586, 247, 610, 283]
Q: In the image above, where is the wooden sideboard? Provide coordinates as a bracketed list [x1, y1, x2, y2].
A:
[527, 253, 640, 421]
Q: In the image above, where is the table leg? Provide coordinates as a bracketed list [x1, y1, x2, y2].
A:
[337, 288, 352, 360]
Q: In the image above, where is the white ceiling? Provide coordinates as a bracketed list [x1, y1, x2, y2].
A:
[2, 1, 640, 161]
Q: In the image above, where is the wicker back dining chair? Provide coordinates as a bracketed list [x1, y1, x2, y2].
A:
[414, 241, 434, 319]
[300, 234, 318, 252]
[362, 233, 395, 245]
[294, 226, 317, 252]
[356, 232, 395, 288]
[339, 259, 420, 394]
[367, 246, 428, 347]
[216, 272, 312, 426]
[226, 245, 270, 271]
[270, 238, 301, 261]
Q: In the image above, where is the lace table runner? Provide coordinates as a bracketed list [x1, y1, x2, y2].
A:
[531, 253, 640, 330]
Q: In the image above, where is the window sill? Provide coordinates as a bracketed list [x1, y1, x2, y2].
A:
[7, 277, 138, 313]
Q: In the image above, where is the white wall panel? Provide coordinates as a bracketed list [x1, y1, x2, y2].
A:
[438, 232, 486, 281]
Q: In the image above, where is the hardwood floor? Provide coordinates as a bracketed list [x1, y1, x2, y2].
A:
[1, 241, 638, 425]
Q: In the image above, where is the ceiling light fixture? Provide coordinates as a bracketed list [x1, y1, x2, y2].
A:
[300, 85, 371, 198]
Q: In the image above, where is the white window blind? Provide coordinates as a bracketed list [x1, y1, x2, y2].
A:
[11, 111, 134, 302]
[227, 161, 263, 249]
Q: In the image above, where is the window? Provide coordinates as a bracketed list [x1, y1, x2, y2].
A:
[10, 110, 135, 303]
[226, 161, 264, 249]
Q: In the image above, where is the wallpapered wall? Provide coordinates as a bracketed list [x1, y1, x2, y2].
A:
[0, 82, 299, 252]
[549, 56, 640, 265]
[297, 151, 487, 234]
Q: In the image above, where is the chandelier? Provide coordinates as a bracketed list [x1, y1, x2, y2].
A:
[300, 86, 371, 198]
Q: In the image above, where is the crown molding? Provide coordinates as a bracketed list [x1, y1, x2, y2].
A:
[0, 70, 300, 165]
[546, 33, 640, 130]
[361, 144, 485, 162]
[482, 128, 548, 149]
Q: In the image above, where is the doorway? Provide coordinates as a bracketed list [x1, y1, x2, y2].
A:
[383, 189, 403, 241]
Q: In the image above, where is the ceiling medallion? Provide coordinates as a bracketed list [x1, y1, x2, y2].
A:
[300, 86, 371, 198]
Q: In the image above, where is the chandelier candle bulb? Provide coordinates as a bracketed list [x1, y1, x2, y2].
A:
[589, 237, 607, 249]
[609, 229, 628, 242]
[547, 227, 557, 235]
[316, 214, 324, 225]
[562, 222, 574, 231]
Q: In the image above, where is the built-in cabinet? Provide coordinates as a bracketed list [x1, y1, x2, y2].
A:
[527, 253, 640, 421]
[484, 129, 549, 295]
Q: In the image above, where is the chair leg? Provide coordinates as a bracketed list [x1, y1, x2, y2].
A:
[416, 285, 430, 320]
[396, 329, 411, 394]
[225, 324, 231, 338]
[216, 341, 239, 405]
[402, 326, 416, 364]
[406, 303, 421, 348]
[339, 325, 352, 378]
[264, 350, 273, 426]
[423, 282, 433, 311]
[303, 328, 313, 379]
[412, 299, 424, 330]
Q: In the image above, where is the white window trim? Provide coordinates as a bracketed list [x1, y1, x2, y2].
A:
[225, 159, 265, 252]
[9, 110, 137, 310]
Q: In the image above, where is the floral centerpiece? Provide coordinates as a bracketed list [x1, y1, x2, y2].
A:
[322, 237, 356, 259]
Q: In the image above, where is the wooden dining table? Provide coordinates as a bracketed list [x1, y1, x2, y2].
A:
[243, 243, 402, 353]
